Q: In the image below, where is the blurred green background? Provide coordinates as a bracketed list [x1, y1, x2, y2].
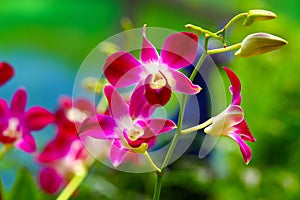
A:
[0, 0, 299, 199]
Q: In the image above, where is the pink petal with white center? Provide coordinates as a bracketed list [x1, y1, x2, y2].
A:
[223, 67, 241, 105]
[161, 32, 198, 69]
[129, 85, 156, 119]
[39, 168, 63, 194]
[0, 62, 14, 86]
[147, 118, 176, 135]
[24, 107, 55, 131]
[103, 51, 143, 88]
[227, 133, 252, 165]
[79, 114, 120, 140]
[169, 69, 201, 94]
[0, 99, 8, 118]
[16, 131, 36, 153]
[10, 88, 27, 116]
[140, 25, 159, 63]
[104, 85, 130, 120]
[110, 139, 129, 167]
[235, 119, 256, 142]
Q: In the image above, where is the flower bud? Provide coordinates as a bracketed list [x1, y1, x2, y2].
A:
[243, 9, 277, 27]
[235, 33, 287, 58]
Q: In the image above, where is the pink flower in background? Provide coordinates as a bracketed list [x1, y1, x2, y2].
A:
[37, 96, 94, 194]
[0, 62, 14, 86]
[103, 25, 201, 106]
[79, 85, 176, 167]
[204, 67, 256, 164]
[0, 88, 55, 152]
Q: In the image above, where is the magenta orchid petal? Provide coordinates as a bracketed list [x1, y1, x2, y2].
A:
[103, 51, 143, 88]
[10, 88, 27, 115]
[227, 133, 252, 164]
[169, 69, 201, 94]
[16, 131, 36, 153]
[79, 114, 120, 140]
[24, 107, 55, 131]
[161, 32, 198, 69]
[234, 119, 256, 142]
[110, 139, 129, 167]
[0, 99, 8, 118]
[37, 137, 70, 162]
[147, 118, 176, 135]
[141, 25, 160, 63]
[104, 85, 130, 120]
[129, 84, 155, 119]
[0, 62, 14, 86]
[39, 168, 63, 194]
[223, 67, 242, 105]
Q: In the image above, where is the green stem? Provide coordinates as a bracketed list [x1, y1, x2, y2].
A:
[152, 50, 208, 200]
[144, 151, 161, 172]
[223, 13, 248, 31]
[56, 169, 87, 200]
[207, 43, 241, 55]
[180, 118, 212, 135]
[185, 24, 223, 42]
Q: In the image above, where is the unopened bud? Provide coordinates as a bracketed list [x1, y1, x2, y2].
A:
[235, 33, 287, 58]
[243, 9, 277, 27]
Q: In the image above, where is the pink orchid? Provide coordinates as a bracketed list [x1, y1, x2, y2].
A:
[79, 85, 176, 167]
[0, 62, 14, 86]
[204, 67, 256, 164]
[37, 97, 93, 194]
[0, 88, 55, 152]
[103, 25, 201, 106]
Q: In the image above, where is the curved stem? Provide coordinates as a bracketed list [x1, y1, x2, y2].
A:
[144, 151, 161, 172]
[180, 118, 212, 135]
[185, 24, 223, 42]
[223, 13, 247, 31]
[56, 169, 88, 200]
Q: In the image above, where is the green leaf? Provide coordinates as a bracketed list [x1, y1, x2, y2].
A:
[8, 168, 37, 200]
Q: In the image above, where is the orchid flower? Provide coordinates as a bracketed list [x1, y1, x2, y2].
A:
[103, 25, 201, 106]
[37, 96, 93, 194]
[204, 67, 256, 164]
[0, 62, 14, 86]
[79, 85, 176, 168]
[0, 88, 55, 153]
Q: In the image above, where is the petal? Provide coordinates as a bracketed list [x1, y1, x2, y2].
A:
[0, 62, 14, 86]
[110, 139, 129, 167]
[140, 25, 159, 63]
[147, 118, 176, 135]
[235, 119, 256, 142]
[223, 67, 241, 105]
[37, 136, 71, 162]
[204, 105, 244, 136]
[161, 32, 198, 69]
[129, 84, 156, 119]
[10, 88, 27, 115]
[103, 51, 143, 88]
[227, 133, 252, 164]
[24, 107, 55, 131]
[104, 85, 130, 120]
[145, 84, 172, 106]
[169, 69, 201, 94]
[0, 120, 17, 144]
[16, 131, 36, 153]
[39, 168, 63, 194]
[0, 99, 8, 118]
[73, 98, 95, 115]
[79, 114, 120, 140]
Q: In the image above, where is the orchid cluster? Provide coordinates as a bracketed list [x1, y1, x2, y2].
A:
[0, 9, 287, 200]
